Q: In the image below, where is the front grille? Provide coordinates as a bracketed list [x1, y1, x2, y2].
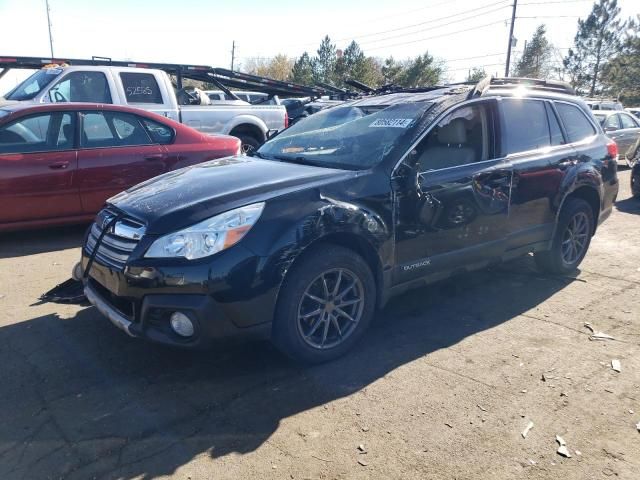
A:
[85, 208, 146, 271]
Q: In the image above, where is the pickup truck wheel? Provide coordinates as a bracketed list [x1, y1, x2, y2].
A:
[272, 245, 376, 364]
[534, 197, 594, 275]
[237, 135, 261, 155]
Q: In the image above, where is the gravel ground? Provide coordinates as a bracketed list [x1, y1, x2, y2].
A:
[0, 170, 638, 480]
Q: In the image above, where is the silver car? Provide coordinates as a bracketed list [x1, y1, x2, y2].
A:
[593, 110, 640, 167]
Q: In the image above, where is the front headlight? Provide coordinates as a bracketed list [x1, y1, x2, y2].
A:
[145, 202, 265, 260]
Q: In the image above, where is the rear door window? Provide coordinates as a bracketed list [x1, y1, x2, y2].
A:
[120, 73, 163, 104]
[545, 103, 565, 146]
[50, 71, 112, 103]
[619, 113, 639, 129]
[501, 99, 551, 155]
[555, 103, 597, 143]
[81, 111, 152, 148]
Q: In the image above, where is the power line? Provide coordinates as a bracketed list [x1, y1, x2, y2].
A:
[358, 5, 510, 47]
[365, 19, 510, 52]
[286, 0, 509, 50]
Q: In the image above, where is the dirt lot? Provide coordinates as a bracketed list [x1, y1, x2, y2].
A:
[0, 170, 638, 480]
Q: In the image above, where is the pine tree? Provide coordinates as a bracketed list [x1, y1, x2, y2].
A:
[398, 53, 444, 87]
[291, 52, 314, 86]
[313, 36, 337, 84]
[466, 67, 487, 82]
[564, 0, 624, 96]
[514, 25, 553, 78]
[601, 15, 640, 105]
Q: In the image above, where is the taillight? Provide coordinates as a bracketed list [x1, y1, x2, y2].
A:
[606, 138, 618, 158]
[284, 111, 289, 129]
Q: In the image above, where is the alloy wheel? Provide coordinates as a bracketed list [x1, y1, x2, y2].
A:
[297, 268, 365, 349]
[561, 211, 589, 265]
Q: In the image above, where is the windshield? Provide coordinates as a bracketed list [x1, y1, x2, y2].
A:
[5, 68, 63, 101]
[258, 101, 432, 169]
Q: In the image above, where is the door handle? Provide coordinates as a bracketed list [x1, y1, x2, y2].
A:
[144, 154, 164, 161]
[49, 161, 69, 170]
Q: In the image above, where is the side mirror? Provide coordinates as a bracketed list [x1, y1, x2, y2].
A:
[605, 126, 617, 132]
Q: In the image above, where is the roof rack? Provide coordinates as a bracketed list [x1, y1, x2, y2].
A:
[0, 55, 325, 99]
[468, 76, 576, 98]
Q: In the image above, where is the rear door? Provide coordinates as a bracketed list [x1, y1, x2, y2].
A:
[498, 98, 568, 247]
[0, 111, 80, 224]
[77, 110, 166, 213]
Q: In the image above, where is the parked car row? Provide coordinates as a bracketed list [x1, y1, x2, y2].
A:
[0, 102, 240, 231]
[2, 63, 287, 152]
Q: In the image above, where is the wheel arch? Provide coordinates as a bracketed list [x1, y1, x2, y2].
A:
[274, 232, 385, 317]
[563, 185, 601, 234]
[228, 121, 267, 144]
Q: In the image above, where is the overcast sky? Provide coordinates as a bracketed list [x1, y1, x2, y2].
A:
[0, 0, 637, 92]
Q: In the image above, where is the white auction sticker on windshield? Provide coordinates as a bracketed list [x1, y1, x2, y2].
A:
[369, 118, 413, 128]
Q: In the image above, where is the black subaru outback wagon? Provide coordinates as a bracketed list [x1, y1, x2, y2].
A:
[81, 77, 619, 363]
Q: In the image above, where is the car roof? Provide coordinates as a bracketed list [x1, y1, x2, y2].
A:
[0, 102, 159, 117]
[592, 110, 622, 115]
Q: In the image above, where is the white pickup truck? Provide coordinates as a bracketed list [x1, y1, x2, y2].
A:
[2, 65, 288, 152]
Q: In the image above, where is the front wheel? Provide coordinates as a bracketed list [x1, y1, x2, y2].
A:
[272, 245, 376, 364]
[534, 197, 594, 275]
[237, 134, 261, 155]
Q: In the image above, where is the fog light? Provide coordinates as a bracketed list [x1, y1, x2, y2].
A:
[170, 312, 194, 337]
[71, 262, 84, 281]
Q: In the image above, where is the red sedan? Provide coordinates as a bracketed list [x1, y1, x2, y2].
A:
[0, 103, 240, 231]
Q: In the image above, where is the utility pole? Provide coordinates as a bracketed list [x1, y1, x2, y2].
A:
[230, 41, 236, 71]
[504, 0, 517, 77]
[45, 0, 54, 57]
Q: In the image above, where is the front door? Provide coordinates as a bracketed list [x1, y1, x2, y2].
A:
[77, 110, 166, 213]
[393, 99, 512, 283]
[0, 111, 80, 225]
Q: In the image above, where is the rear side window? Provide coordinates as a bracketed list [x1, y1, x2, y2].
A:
[619, 113, 638, 129]
[142, 118, 174, 144]
[555, 103, 596, 143]
[501, 99, 551, 155]
[81, 111, 152, 148]
[120, 73, 163, 104]
[0, 112, 75, 154]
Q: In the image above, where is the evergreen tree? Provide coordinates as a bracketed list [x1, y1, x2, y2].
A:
[291, 52, 314, 86]
[398, 53, 444, 87]
[466, 67, 487, 82]
[381, 57, 404, 85]
[313, 36, 337, 84]
[601, 15, 640, 105]
[514, 25, 553, 78]
[564, 0, 624, 96]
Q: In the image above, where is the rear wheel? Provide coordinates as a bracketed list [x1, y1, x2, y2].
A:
[632, 171, 640, 199]
[535, 197, 594, 275]
[272, 245, 376, 364]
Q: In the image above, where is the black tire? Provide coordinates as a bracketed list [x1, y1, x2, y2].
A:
[237, 134, 261, 155]
[272, 245, 376, 364]
[534, 197, 594, 275]
[632, 172, 640, 199]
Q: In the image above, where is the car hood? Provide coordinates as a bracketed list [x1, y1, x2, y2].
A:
[108, 156, 355, 234]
